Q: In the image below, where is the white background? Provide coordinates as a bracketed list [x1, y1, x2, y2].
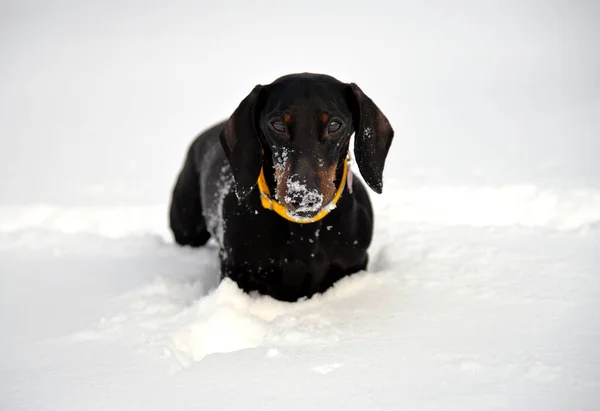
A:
[2, 0, 599, 205]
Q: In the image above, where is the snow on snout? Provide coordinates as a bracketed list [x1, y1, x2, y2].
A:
[284, 175, 324, 212]
[273, 148, 291, 171]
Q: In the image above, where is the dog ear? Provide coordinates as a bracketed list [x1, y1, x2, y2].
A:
[346, 83, 394, 194]
[219, 85, 265, 198]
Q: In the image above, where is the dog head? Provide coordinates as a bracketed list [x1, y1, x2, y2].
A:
[220, 73, 394, 219]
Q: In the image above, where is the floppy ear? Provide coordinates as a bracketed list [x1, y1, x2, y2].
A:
[219, 85, 265, 198]
[347, 83, 394, 194]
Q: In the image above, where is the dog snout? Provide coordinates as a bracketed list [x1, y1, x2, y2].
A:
[285, 174, 324, 214]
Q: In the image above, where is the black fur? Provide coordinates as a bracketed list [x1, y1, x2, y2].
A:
[169, 73, 394, 302]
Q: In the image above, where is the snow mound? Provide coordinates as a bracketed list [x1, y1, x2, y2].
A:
[168, 273, 387, 366]
[70, 268, 391, 369]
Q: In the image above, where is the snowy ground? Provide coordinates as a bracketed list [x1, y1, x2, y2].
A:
[1, 189, 599, 410]
[2, 1, 600, 410]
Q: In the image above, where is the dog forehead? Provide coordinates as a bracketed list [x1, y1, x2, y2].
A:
[271, 72, 345, 90]
[264, 75, 348, 114]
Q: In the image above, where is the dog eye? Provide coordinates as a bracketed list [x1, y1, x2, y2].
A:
[271, 121, 286, 133]
[328, 120, 342, 133]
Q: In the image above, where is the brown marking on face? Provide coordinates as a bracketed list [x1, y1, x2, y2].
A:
[284, 113, 292, 124]
[274, 165, 290, 203]
[321, 113, 329, 123]
[317, 164, 338, 205]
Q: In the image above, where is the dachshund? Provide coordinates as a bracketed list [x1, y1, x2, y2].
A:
[169, 73, 394, 302]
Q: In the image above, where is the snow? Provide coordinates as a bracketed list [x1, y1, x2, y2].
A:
[284, 177, 325, 216]
[205, 163, 235, 249]
[2, 210, 599, 410]
[2, 1, 600, 410]
[273, 147, 292, 172]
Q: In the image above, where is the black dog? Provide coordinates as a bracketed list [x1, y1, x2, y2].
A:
[169, 73, 394, 302]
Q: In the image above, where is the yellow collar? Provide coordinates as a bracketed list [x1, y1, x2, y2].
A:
[257, 155, 350, 224]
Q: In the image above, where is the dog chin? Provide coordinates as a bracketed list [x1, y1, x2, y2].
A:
[285, 207, 320, 220]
